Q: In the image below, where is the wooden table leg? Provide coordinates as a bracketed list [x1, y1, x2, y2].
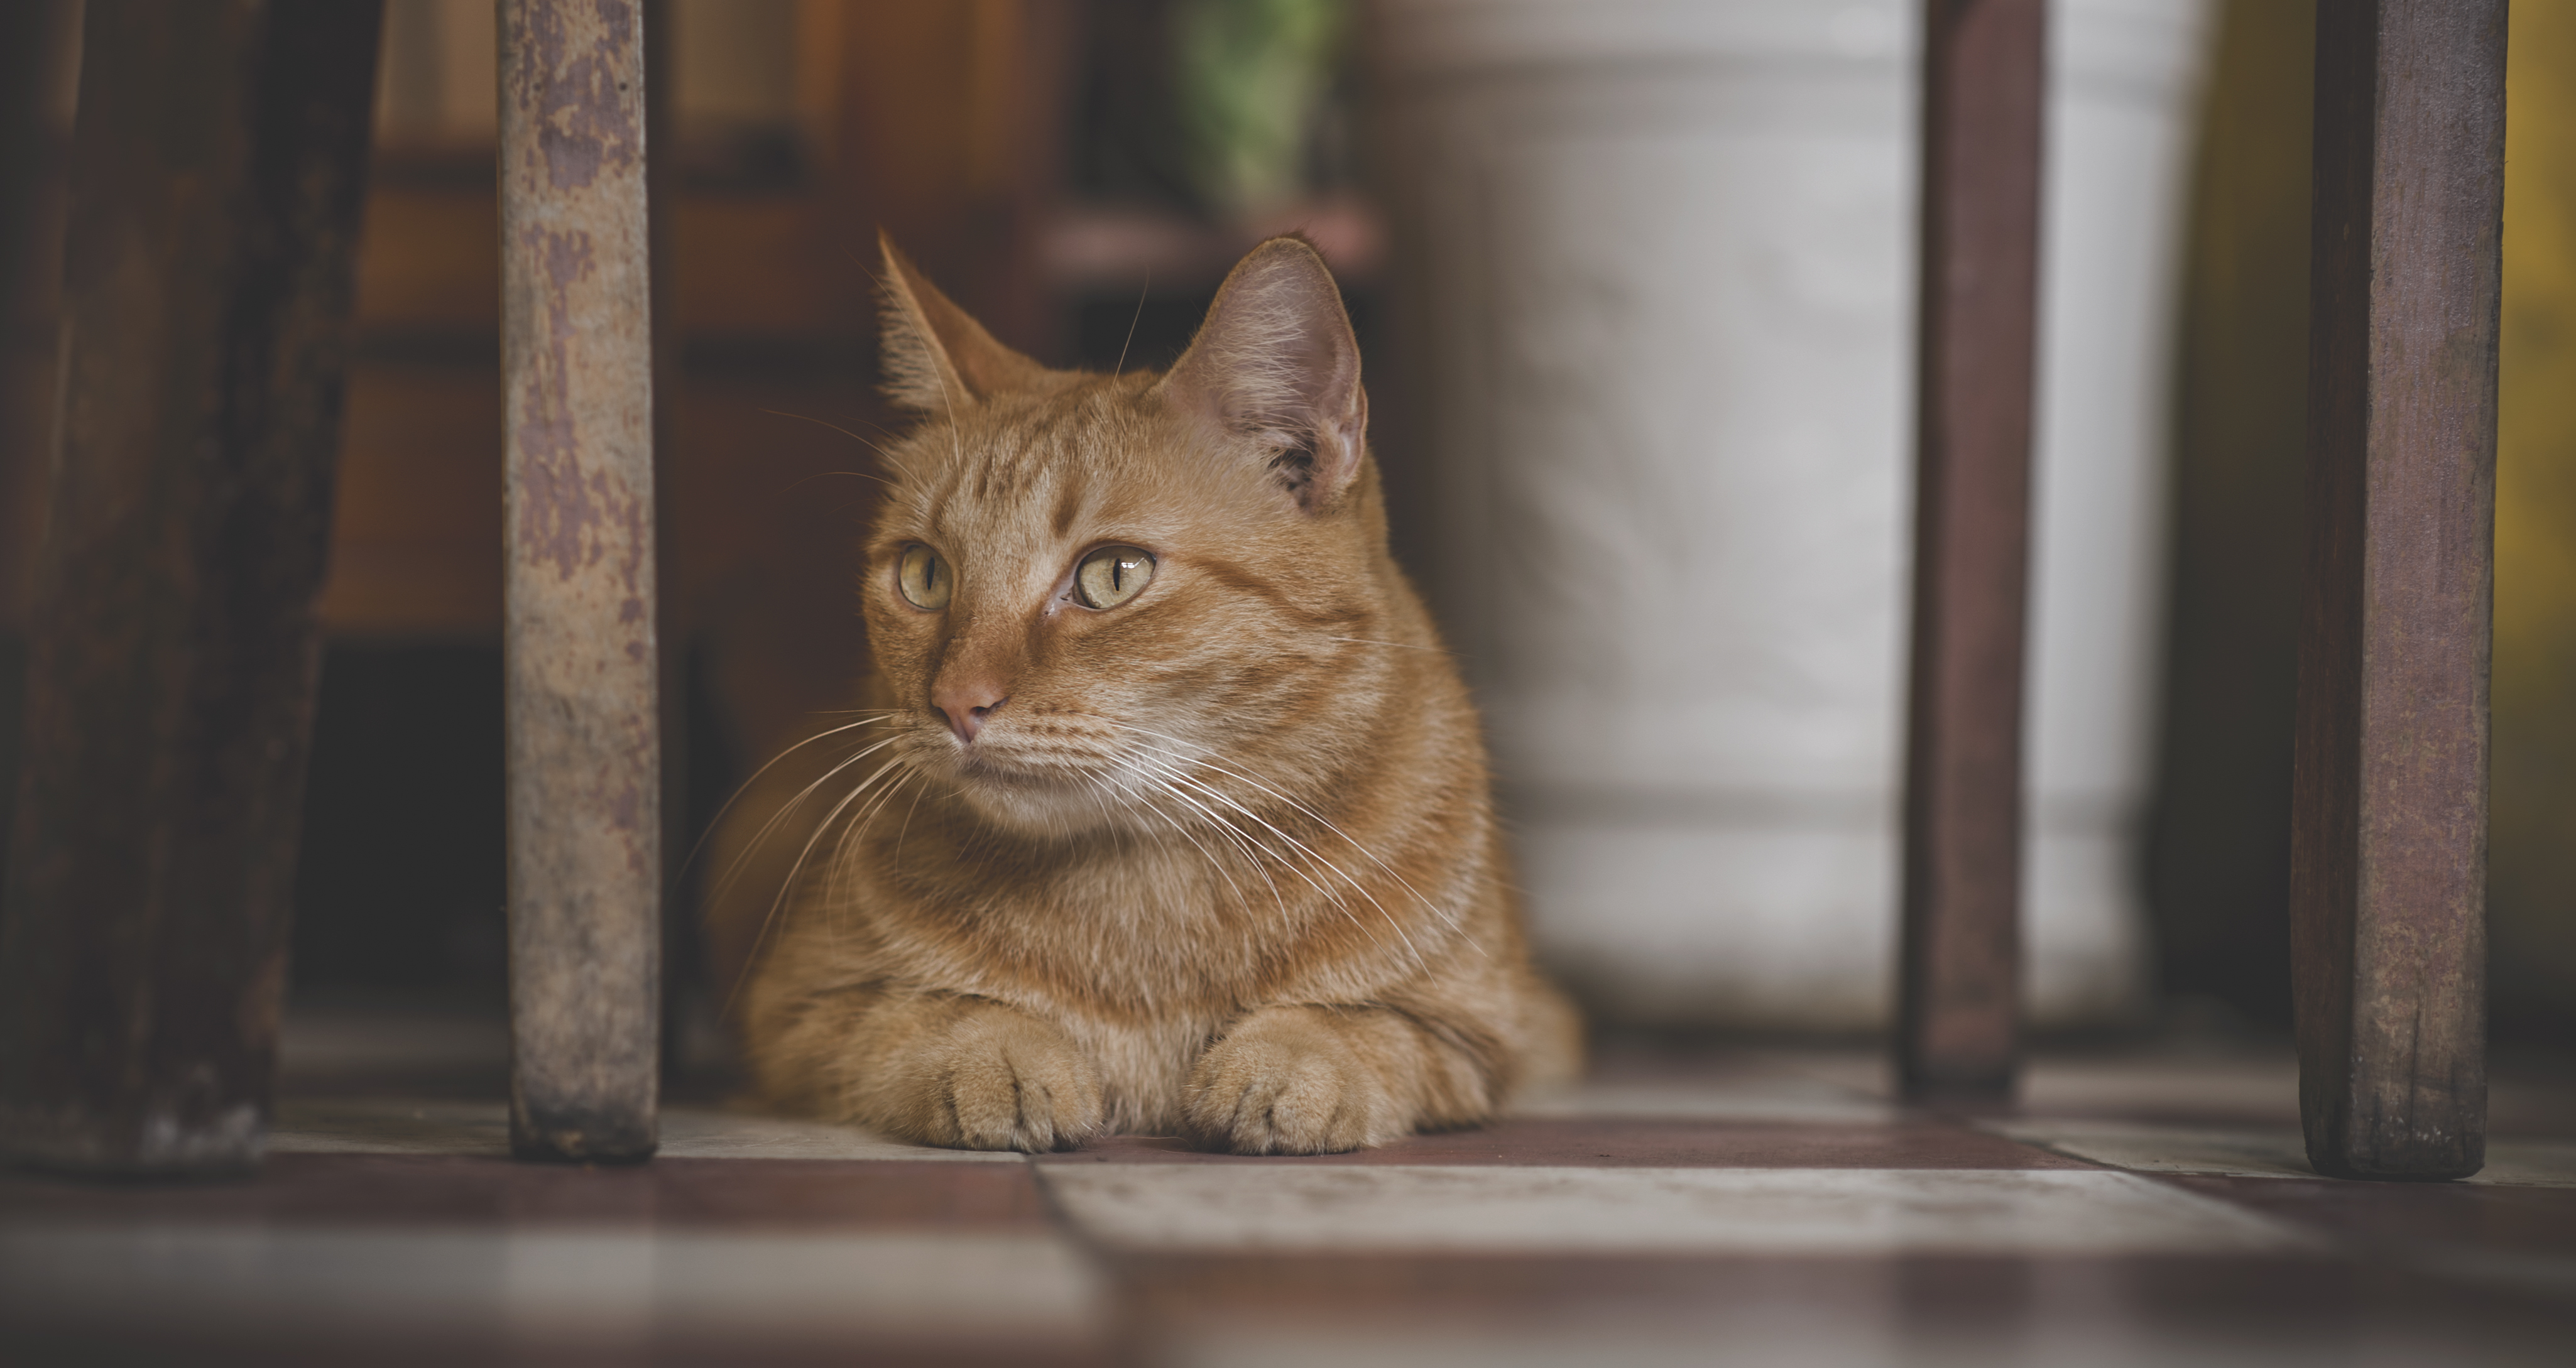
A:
[0, 0, 380, 1176]
[499, 0, 662, 1163]
[1896, 0, 2047, 1104]
[2293, 0, 2505, 1182]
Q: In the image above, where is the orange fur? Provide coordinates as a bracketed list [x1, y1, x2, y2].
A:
[708, 234, 1580, 1154]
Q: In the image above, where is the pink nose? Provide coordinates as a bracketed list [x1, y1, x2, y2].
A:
[934, 683, 1007, 743]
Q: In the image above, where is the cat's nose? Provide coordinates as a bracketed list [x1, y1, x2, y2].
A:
[934, 683, 1007, 744]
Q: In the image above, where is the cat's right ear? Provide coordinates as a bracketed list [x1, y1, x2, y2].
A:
[1157, 236, 1368, 515]
[877, 233, 1049, 411]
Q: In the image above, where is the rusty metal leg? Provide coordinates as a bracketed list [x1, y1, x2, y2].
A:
[0, 0, 381, 1176]
[499, 0, 661, 1163]
[2293, 0, 2504, 1182]
[1896, 0, 2047, 1104]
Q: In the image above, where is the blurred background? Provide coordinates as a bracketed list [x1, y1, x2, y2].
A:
[0, 0, 2568, 1070]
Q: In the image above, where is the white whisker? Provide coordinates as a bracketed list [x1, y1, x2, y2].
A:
[681, 715, 898, 879]
[1140, 769, 1338, 943]
[1125, 754, 1399, 961]
[1112, 270, 1152, 375]
[1128, 764, 1297, 928]
[756, 408, 915, 482]
[824, 763, 924, 928]
[1115, 769, 1265, 921]
[1100, 718, 1470, 949]
[892, 769, 933, 862]
[723, 751, 915, 1016]
[704, 732, 908, 910]
[1326, 636, 1452, 654]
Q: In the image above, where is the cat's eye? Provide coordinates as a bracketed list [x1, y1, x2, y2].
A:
[1074, 546, 1155, 609]
[897, 544, 951, 610]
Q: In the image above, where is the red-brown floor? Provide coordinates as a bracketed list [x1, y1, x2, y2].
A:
[4, 1024, 2571, 1366]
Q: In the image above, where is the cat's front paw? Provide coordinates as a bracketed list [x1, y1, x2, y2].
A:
[887, 1007, 1103, 1153]
[1181, 1008, 1405, 1154]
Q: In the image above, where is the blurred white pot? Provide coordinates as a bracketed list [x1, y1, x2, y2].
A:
[1368, 0, 2212, 1029]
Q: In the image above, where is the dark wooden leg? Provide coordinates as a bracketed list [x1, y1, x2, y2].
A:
[2293, 0, 2505, 1182]
[499, 0, 662, 1163]
[0, 0, 381, 1176]
[1896, 0, 2048, 1104]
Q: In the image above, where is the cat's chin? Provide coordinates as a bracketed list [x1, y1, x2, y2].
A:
[943, 752, 1140, 840]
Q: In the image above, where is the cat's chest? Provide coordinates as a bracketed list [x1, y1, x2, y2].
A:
[880, 832, 1299, 1007]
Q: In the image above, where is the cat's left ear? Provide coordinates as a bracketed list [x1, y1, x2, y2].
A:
[1156, 236, 1367, 514]
[876, 231, 1051, 411]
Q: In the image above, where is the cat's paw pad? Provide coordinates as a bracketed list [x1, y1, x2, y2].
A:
[904, 1011, 1103, 1153]
[1182, 1017, 1402, 1155]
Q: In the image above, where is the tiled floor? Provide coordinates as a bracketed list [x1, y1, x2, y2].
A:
[4, 1025, 2572, 1365]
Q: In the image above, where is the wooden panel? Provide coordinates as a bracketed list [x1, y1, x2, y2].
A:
[499, 0, 660, 1163]
[0, 0, 380, 1175]
[827, 0, 1071, 357]
[317, 362, 505, 637]
[671, 195, 845, 339]
[320, 0, 1070, 707]
[327, 188, 852, 639]
[2293, 0, 2505, 1181]
[352, 185, 844, 340]
[0, 1, 79, 633]
[351, 183, 503, 332]
[1896, 0, 2046, 1102]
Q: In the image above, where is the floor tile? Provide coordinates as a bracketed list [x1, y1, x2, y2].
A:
[2165, 1175, 2576, 1293]
[1048, 1117, 2076, 1169]
[1879, 1048, 2576, 1136]
[1041, 1165, 2311, 1256]
[20, 1018, 2567, 1364]
[1, 1154, 1110, 1364]
[1662, 1045, 2323, 1129]
[1990, 1119, 2576, 1188]
[2011, 1055, 2307, 1126]
[0, 1223, 1108, 1361]
[1113, 1252, 2575, 1368]
[656, 1106, 1028, 1161]
[0, 1153, 1056, 1230]
[1155, 1311, 2564, 1368]
[2191, 1175, 2576, 1256]
[1512, 1074, 1898, 1126]
[269, 1097, 1017, 1162]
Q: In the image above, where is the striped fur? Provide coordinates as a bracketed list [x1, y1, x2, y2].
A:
[709, 236, 1580, 1154]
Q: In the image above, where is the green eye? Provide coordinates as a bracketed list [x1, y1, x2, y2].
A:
[1074, 546, 1154, 609]
[897, 544, 951, 609]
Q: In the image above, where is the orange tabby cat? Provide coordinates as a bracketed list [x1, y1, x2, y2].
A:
[710, 233, 1579, 1154]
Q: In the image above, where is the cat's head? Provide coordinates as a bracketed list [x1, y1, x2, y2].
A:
[860, 233, 1403, 838]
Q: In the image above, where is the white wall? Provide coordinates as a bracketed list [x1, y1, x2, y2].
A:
[1370, 0, 2212, 1029]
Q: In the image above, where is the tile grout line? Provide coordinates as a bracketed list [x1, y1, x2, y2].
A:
[1022, 1149, 1165, 1365]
